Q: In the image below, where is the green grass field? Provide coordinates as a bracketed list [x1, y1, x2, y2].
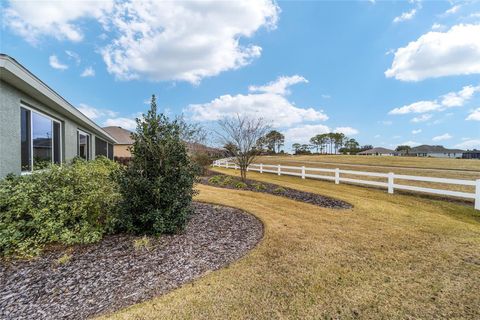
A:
[101, 168, 480, 319]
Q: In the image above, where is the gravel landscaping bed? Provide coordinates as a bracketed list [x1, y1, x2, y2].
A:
[201, 173, 352, 209]
[0, 202, 263, 320]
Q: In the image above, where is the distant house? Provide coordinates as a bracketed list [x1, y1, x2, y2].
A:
[408, 145, 464, 158]
[0, 54, 117, 178]
[462, 150, 480, 159]
[103, 126, 134, 158]
[357, 147, 398, 156]
[103, 126, 224, 159]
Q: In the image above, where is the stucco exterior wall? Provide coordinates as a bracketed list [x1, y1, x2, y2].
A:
[114, 144, 132, 158]
[0, 80, 103, 177]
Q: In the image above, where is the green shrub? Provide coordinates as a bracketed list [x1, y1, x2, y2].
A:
[273, 187, 286, 193]
[221, 175, 235, 186]
[191, 152, 212, 175]
[252, 182, 266, 191]
[234, 181, 247, 189]
[0, 157, 121, 257]
[208, 175, 223, 185]
[116, 95, 197, 236]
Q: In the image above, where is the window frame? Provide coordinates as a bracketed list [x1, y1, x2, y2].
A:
[77, 129, 91, 160]
[20, 103, 62, 174]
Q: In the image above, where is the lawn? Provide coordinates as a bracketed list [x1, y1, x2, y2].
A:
[100, 168, 480, 319]
[253, 155, 480, 194]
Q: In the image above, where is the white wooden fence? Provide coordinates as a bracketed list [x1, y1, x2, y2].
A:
[212, 160, 480, 210]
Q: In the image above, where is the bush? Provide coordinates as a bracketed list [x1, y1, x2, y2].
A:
[0, 157, 121, 257]
[234, 181, 247, 189]
[273, 187, 286, 193]
[221, 176, 235, 186]
[208, 175, 223, 185]
[191, 152, 212, 175]
[252, 182, 266, 191]
[116, 95, 197, 235]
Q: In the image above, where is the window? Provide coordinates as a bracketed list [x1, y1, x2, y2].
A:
[95, 137, 108, 158]
[77, 130, 90, 160]
[21, 106, 62, 172]
[107, 143, 114, 160]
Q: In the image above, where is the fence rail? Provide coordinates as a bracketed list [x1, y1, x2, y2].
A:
[212, 160, 480, 210]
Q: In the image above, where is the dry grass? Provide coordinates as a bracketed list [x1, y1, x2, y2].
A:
[100, 169, 480, 320]
[259, 154, 480, 171]
[254, 155, 480, 194]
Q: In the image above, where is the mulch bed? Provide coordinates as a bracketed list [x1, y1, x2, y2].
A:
[200, 173, 352, 209]
[0, 202, 263, 320]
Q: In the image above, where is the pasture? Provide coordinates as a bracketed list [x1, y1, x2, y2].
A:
[254, 155, 480, 196]
[101, 168, 480, 319]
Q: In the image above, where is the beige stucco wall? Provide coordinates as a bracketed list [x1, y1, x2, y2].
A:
[114, 144, 132, 158]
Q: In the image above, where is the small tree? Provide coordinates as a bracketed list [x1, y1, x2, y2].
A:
[116, 95, 197, 235]
[217, 115, 270, 181]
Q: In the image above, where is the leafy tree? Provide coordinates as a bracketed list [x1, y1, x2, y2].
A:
[292, 143, 302, 153]
[117, 95, 197, 235]
[264, 130, 285, 153]
[396, 145, 411, 155]
[216, 114, 270, 181]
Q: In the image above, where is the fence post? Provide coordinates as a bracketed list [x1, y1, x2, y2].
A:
[226, 162, 229, 169]
[278, 164, 281, 176]
[475, 179, 480, 210]
[260, 163, 263, 174]
[388, 172, 394, 194]
[301, 166, 305, 179]
[234, 164, 237, 170]
[335, 168, 340, 184]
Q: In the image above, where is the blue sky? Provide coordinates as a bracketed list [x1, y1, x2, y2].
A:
[2, 0, 480, 150]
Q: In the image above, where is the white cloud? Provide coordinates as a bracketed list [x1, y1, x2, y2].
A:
[77, 104, 117, 120]
[321, 94, 331, 99]
[432, 133, 452, 141]
[334, 127, 359, 136]
[401, 140, 421, 147]
[393, 8, 417, 23]
[411, 114, 433, 123]
[431, 23, 446, 31]
[455, 139, 480, 149]
[65, 50, 80, 64]
[103, 117, 137, 131]
[49, 55, 68, 70]
[441, 85, 480, 107]
[4, 0, 278, 84]
[412, 129, 422, 134]
[389, 84, 480, 115]
[3, 0, 113, 44]
[444, 5, 461, 15]
[466, 108, 480, 121]
[186, 76, 328, 127]
[385, 24, 480, 81]
[249, 75, 307, 95]
[101, 0, 279, 83]
[80, 66, 95, 77]
[389, 101, 440, 115]
[284, 124, 330, 143]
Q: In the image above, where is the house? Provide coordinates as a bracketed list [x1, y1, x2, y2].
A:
[408, 145, 464, 158]
[103, 126, 225, 159]
[462, 150, 480, 159]
[103, 126, 134, 158]
[0, 54, 117, 178]
[357, 147, 398, 156]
